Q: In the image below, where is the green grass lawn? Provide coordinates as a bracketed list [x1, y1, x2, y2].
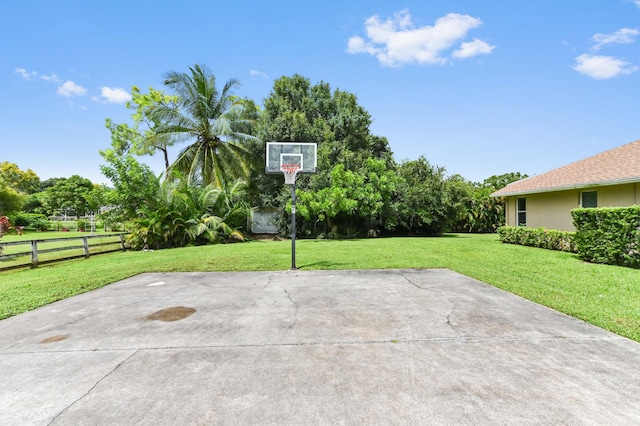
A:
[1, 234, 639, 342]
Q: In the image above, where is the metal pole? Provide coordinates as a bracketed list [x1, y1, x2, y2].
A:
[291, 182, 297, 270]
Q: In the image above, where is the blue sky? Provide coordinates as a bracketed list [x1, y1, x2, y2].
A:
[2, 0, 640, 185]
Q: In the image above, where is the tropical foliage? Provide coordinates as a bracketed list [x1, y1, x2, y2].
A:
[147, 64, 258, 186]
[396, 157, 469, 236]
[102, 86, 179, 172]
[249, 74, 521, 238]
[5, 64, 526, 251]
[0, 178, 25, 215]
[37, 175, 105, 217]
[455, 173, 527, 233]
[125, 177, 250, 250]
[296, 159, 400, 238]
[100, 154, 161, 222]
[0, 162, 40, 194]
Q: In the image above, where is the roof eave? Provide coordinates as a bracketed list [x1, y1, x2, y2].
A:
[490, 176, 640, 198]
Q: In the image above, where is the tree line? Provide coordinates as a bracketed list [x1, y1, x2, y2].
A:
[0, 64, 525, 248]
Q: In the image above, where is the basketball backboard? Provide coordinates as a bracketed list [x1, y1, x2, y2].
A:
[266, 142, 317, 174]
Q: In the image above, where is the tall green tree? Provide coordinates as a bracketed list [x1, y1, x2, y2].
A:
[257, 75, 394, 175]
[100, 154, 161, 222]
[0, 162, 40, 194]
[396, 157, 470, 236]
[0, 177, 25, 215]
[40, 175, 100, 216]
[103, 86, 179, 174]
[252, 74, 396, 237]
[149, 64, 258, 186]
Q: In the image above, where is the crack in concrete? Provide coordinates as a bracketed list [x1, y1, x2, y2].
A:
[46, 349, 140, 425]
[400, 272, 437, 293]
[263, 275, 273, 288]
[283, 287, 298, 329]
[446, 302, 460, 336]
[400, 272, 459, 335]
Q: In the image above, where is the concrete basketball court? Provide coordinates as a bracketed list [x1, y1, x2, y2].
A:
[1, 269, 640, 425]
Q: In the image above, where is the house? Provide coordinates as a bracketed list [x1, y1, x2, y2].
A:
[491, 139, 640, 231]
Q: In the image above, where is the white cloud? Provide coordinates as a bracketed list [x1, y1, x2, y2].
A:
[452, 38, 496, 59]
[97, 86, 131, 103]
[57, 80, 87, 97]
[634, 0, 640, 8]
[15, 68, 37, 80]
[250, 69, 268, 78]
[40, 73, 62, 82]
[347, 9, 494, 66]
[591, 28, 639, 51]
[573, 54, 638, 79]
[16, 68, 132, 103]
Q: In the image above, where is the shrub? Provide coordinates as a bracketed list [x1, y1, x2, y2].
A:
[12, 213, 49, 230]
[0, 216, 11, 253]
[0, 215, 10, 237]
[77, 219, 87, 232]
[497, 226, 576, 252]
[29, 217, 50, 231]
[572, 206, 640, 268]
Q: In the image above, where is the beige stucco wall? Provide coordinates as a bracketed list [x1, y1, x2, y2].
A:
[503, 183, 640, 231]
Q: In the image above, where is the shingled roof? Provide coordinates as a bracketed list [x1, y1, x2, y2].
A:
[492, 139, 640, 197]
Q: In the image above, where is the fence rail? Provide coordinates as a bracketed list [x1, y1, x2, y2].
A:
[0, 233, 126, 270]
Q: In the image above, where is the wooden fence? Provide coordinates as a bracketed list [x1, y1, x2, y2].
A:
[0, 233, 126, 270]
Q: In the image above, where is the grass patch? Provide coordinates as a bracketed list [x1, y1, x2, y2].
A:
[1, 234, 639, 342]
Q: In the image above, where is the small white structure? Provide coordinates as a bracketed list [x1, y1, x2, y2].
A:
[250, 209, 278, 234]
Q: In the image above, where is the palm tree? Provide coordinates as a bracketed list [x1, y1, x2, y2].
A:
[148, 64, 258, 186]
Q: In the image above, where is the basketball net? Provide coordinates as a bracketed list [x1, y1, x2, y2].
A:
[281, 163, 301, 185]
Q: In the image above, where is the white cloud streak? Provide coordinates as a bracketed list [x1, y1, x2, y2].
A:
[15, 68, 37, 80]
[57, 80, 87, 97]
[97, 87, 131, 103]
[573, 54, 638, 79]
[250, 69, 268, 78]
[15, 67, 130, 105]
[347, 9, 494, 67]
[452, 38, 496, 59]
[591, 28, 639, 51]
[40, 73, 62, 82]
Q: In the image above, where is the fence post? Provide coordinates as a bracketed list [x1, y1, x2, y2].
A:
[119, 234, 125, 251]
[31, 240, 38, 268]
[83, 237, 90, 258]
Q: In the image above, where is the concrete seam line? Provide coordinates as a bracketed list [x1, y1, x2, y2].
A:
[45, 349, 140, 425]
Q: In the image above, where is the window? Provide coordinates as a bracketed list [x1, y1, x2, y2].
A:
[517, 197, 526, 226]
[581, 191, 597, 208]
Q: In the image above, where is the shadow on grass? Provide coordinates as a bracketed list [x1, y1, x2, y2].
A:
[297, 260, 349, 269]
[300, 233, 472, 242]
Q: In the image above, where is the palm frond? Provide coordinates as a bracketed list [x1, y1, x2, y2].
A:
[159, 64, 258, 187]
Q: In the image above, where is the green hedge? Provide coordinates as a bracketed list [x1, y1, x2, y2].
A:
[571, 206, 640, 268]
[497, 226, 577, 253]
[11, 213, 49, 231]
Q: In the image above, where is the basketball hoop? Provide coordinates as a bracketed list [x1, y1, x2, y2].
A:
[281, 163, 301, 185]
